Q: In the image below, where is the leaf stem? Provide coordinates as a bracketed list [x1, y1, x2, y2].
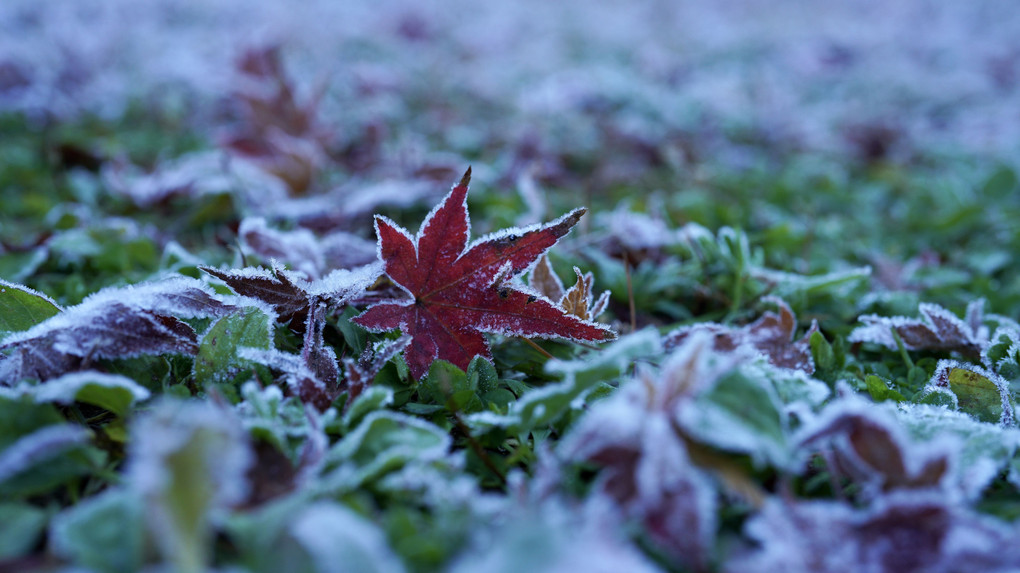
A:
[889, 327, 914, 370]
[521, 337, 555, 360]
[624, 253, 636, 332]
[451, 410, 507, 486]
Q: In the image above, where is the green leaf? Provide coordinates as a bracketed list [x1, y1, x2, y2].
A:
[467, 356, 499, 394]
[342, 386, 394, 431]
[193, 306, 273, 386]
[865, 375, 905, 403]
[322, 411, 450, 489]
[948, 367, 1008, 424]
[679, 368, 789, 468]
[0, 279, 61, 335]
[468, 328, 662, 436]
[27, 371, 150, 417]
[0, 502, 48, 560]
[420, 360, 483, 412]
[49, 488, 145, 573]
[809, 330, 834, 372]
[930, 362, 1014, 425]
[899, 404, 1020, 498]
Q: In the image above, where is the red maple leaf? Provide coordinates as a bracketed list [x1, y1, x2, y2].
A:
[353, 168, 616, 379]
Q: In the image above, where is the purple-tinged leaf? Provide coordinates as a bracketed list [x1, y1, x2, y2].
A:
[727, 492, 1020, 573]
[665, 297, 819, 374]
[795, 397, 954, 498]
[201, 262, 381, 327]
[201, 265, 310, 322]
[239, 217, 377, 279]
[1, 278, 234, 382]
[849, 300, 987, 359]
[560, 333, 731, 571]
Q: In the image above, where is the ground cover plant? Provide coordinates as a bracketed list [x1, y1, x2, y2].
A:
[3, 1, 1020, 571]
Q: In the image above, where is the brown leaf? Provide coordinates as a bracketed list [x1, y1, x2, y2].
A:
[664, 297, 818, 373]
[848, 300, 986, 359]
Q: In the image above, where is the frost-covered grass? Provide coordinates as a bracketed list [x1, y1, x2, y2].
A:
[2, 2, 1020, 572]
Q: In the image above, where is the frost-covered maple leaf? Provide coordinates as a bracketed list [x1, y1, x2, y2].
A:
[353, 168, 616, 379]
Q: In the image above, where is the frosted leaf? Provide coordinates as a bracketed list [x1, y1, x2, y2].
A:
[726, 491, 1020, 573]
[239, 217, 377, 279]
[896, 403, 1020, 500]
[677, 366, 790, 468]
[750, 265, 872, 299]
[194, 305, 275, 386]
[240, 218, 327, 279]
[449, 497, 662, 573]
[0, 279, 62, 335]
[49, 487, 145, 573]
[320, 411, 451, 491]
[101, 152, 234, 208]
[220, 44, 332, 195]
[597, 207, 682, 261]
[795, 397, 955, 499]
[559, 334, 732, 570]
[924, 360, 1015, 426]
[353, 170, 614, 379]
[19, 370, 149, 416]
[983, 326, 1020, 381]
[1, 276, 233, 381]
[234, 380, 336, 464]
[469, 328, 662, 435]
[340, 334, 411, 410]
[202, 264, 312, 321]
[306, 262, 383, 302]
[664, 296, 818, 374]
[128, 398, 252, 573]
[746, 361, 831, 408]
[203, 261, 380, 325]
[288, 502, 407, 573]
[527, 255, 565, 303]
[0, 424, 90, 485]
[849, 301, 987, 359]
[337, 179, 438, 219]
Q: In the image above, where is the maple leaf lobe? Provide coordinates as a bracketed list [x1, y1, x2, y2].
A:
[353, 170, 615, 379]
